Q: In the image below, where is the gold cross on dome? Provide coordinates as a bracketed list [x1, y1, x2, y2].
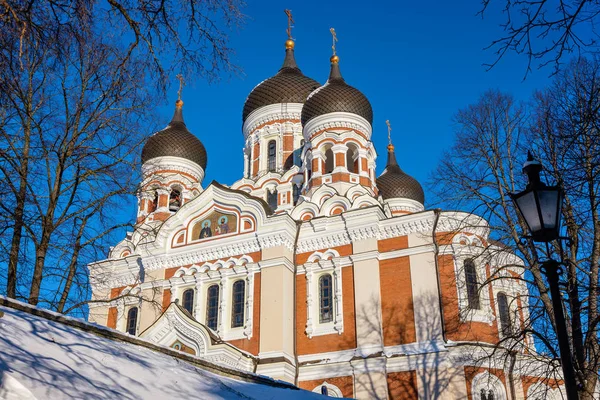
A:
[284, 9, 295, 39]
[386, 120, 392, 145]
[330, 27, 338, 56]
[176, 74, 185, 101]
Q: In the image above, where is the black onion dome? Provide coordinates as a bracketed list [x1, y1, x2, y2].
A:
[376, 145, 424, 204]
[141, 101, 208, 170]
[301, 58, 373, 126]
[242, 42, 320, 122]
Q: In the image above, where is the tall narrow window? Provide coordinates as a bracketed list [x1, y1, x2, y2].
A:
[169, 188, 181, 211]
[346, 147, 355, 173]
[206, 285, 220, 330]
[151, 191, 158, 212]
[293, 185, 300, 205]
[465, 259, 480, 310]
[126, 307, 138, 335]
[267, 189, 278, 210]
[231, 280, 245, 328]
[324, 148, 334, 174]
[319, 274, 333, 323]
[182, 289, 194, 315]
[268, 140, 277, 172]
[497, 292, 512, 335]
[246, 151, 252, 178]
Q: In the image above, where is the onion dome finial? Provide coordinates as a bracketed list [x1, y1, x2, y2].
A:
[301, 30, 373, 126]
[242, 13, 320, 122]
[376, 122, 424, 204]
[141, 92, 208, 170]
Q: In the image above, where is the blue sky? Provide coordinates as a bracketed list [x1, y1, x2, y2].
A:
[157, 1, 553, 201]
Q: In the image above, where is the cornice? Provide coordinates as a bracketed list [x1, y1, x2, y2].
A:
[243, 103, 304, 138]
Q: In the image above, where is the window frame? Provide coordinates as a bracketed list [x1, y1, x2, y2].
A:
[206, 284, 220, 331]
[465, 258, 481, 310]
[126, 307, 138, 335]
[319, 274, 334, 323]
[267, 140, 277, 172]
[231, 280, 246, 328]
[182, 288, 195, 315]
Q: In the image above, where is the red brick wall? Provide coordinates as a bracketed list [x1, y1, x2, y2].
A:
[299, 376, 354, 398]
[296, 267, 356, 355]
[380, 257, 416, 346]
[228, 272, 261, 356]
[378, 236, 409, 253]
[438, 254, 499, 342]
[387, 371, 418, 400]
[464, 366, 507, 400]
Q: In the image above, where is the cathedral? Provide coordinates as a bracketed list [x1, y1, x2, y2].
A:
[88, 29, 566, 399]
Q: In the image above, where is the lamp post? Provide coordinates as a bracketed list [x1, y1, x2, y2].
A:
[509, 152, 579, 400]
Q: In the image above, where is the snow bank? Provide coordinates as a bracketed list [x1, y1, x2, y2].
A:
[0, 300, 322, 399]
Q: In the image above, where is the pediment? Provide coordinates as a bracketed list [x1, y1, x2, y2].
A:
[140, 303, 255, 372]
[138, 181, 278, 254]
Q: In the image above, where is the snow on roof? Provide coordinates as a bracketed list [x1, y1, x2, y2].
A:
[0, 298, 323, 400]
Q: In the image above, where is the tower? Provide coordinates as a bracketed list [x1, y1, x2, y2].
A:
[300, 36, 377, 198]
[137, 99, 207, 224]
[232, 27, 320, 212]
[376, 124, 425, 215]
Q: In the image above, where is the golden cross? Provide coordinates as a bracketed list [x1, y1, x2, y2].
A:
[284, 9, 294, 39]
[176, 74, 185, 101]
[386, 120, 392, 145]
[330, 27, 338, 56]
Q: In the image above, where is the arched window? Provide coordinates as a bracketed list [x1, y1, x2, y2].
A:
[321, 385, 329, 396]
[231, 280, 245, 328]
[169, 188, 181, 211]
[480, 389, 495, 400]
[268, 140, 277, 172]
[267, 189, 278, 210]
[182, 289, 194, 315]
[465, 259, 480, 310]
[346, 147, 355, 173]
[151, 191, 158, 212]
[324, 147, 334, 174]
[319, 274, 333, 323]
[126, 307, 138, 335]
[206, 285, 220, 330]
[246, 151, 252, 178]
[293, 185, 300, 205]
[497, 292, 512, 336]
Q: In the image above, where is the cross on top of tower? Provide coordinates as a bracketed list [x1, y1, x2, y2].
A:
[284, 9, 294, 40]
[176, 74, 185, 102]
[330, 28, 338, 56]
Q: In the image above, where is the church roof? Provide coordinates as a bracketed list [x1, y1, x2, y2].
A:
[376, 144, 425, 204]
[301, 57, 373, 126]
[141, 100, 208, 170]
[0, 297, 321, 399]
[242, 41, 320, 122]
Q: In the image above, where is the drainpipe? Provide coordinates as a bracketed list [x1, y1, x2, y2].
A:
[293, 219, 302, 386]
[432, 208, 448, 343]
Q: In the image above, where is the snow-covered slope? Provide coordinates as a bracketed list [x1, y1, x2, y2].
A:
[0, 299, 323, 400]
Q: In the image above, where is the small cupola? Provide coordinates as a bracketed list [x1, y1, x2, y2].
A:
[376, 137, 425, 205]
[141, 99, 208, 170]
[242, 39, 320, 122]
[301, 53, 373, 127]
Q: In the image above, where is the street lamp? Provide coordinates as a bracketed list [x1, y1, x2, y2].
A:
[510, 152, 579, 400]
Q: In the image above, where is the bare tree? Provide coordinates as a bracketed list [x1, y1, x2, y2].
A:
[480, 0, 600, 77]
[430, 58, 600, 398]
[0, 1, 244, 313]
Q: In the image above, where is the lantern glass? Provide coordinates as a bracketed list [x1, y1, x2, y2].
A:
[514, 190, 541, 232]
[512, 185, 562, 242]
[538, 188, 560, 230]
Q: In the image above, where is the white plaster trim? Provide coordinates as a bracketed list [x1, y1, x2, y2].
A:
[142, 156, 205, 183]
[303, 112, 372, 142]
